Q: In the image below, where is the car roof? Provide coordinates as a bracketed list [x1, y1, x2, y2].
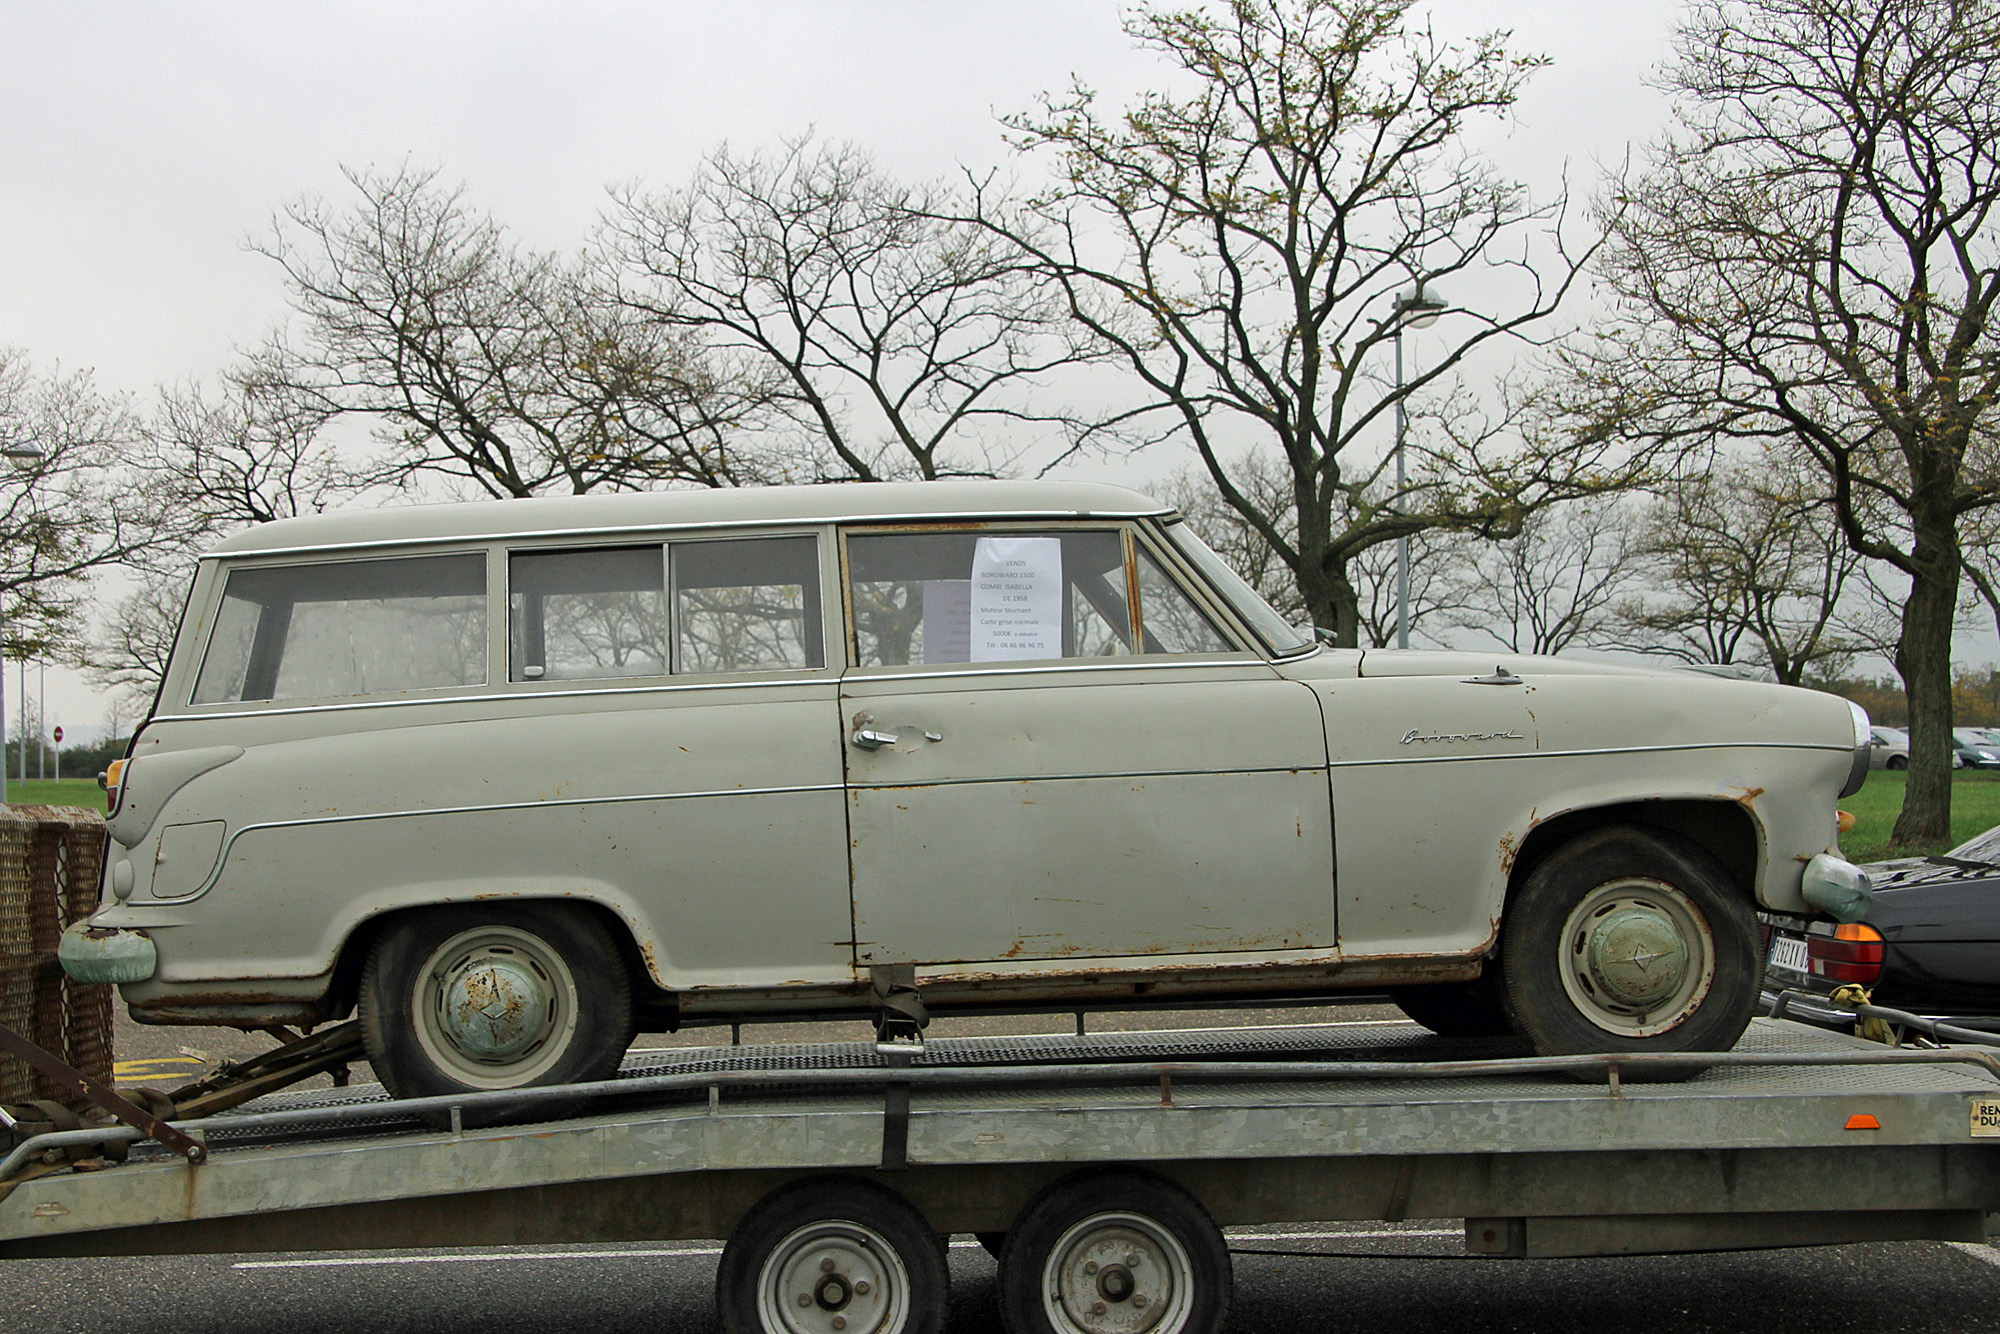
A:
[205, 480, 1175, 558]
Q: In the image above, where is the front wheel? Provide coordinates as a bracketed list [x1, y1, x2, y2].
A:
[360, 902, 633, 1124]
[1500, 826, 1757, 1072]
[1886, 755, 1908, 771]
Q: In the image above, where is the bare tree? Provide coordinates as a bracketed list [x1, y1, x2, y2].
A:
[0, 351, 164, 657]
[251, 162, 774, 499]
[1574, 0, 2000, 843]
[970, 0, 1641, 645]
[1608, 456, 1880, 686]
[601, 138, 1106, 483]
[1444, 497, 1640, 656]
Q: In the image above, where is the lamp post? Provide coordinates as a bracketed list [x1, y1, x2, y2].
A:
[1, 442, 46, 804]
[1391, 286, 1446, 650]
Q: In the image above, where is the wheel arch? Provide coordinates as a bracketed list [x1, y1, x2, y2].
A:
[323, 894, 664, 1023]
[1504, 799, 1762, 919]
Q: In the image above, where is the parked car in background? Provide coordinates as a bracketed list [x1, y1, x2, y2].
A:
[1762, 824, 2000, 1032]
[1868, 726, 1911, 770]
[60, 480, 1874, 1109]
[1953, 729, 2000, 769]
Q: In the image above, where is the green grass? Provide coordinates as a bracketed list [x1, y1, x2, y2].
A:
[1840, 769, 2000, 863]
[2, 778, 107, 812]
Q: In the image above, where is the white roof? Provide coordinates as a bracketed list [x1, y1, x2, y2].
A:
[206, 479, 1174, 558]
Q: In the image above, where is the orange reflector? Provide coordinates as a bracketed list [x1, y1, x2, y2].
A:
[1845, 1113, 1881, 1131]
[1834, 922, 1884, 943]
[1837, 810, 1857, 833]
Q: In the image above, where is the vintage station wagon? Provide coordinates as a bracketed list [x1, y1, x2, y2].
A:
[65, 480, 1874, 1104]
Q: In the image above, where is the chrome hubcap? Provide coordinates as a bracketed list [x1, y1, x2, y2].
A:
[412, 925, 579, 1087]
[1557, 877, 1715, 1038]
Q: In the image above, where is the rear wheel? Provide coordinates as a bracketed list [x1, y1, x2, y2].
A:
[360, 902, 633, 1124]
[1886, 755, 1908, 771]
[998, 1171, 1230, 1334]
[1500, 826, 1757, 1074]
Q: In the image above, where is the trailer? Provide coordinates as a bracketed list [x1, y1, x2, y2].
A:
[4, 1013, 1999, 1334]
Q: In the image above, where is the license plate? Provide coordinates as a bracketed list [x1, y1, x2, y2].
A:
[1769, 933, 1811, 975]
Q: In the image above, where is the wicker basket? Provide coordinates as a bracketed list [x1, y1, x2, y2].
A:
[0, 806, 113, 1105]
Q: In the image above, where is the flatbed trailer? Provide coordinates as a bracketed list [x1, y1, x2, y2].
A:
[4, 1017, 1999, 1333]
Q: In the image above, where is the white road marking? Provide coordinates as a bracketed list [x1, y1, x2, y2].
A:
[232, 1227, 1462, 1271]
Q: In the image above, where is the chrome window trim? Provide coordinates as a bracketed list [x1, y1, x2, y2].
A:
[150, 673, 838, 722]
[207, 507, 1173, 561]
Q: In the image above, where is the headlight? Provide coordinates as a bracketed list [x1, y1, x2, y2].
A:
[1841, 700, 1871, 797]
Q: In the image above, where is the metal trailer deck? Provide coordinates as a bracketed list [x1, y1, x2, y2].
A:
[4, 1017, 1999, 1330]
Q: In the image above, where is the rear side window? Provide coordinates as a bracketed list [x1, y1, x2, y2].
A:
[509, 536, 824, 681]
[193, 554, 487, 704]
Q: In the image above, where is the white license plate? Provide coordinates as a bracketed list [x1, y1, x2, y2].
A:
[1768, 934, 1811, 975]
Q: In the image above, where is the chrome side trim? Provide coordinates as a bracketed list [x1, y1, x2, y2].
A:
[1327, 740, 1854, 769]
[849, 764, 1313, 791]
[153, 781, 849, 905]
[840, 655, 1268, 686]
[207, 507, 1174, 560]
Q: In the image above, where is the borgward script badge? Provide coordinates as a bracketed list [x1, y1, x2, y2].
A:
[1401, 729, 1526, 745]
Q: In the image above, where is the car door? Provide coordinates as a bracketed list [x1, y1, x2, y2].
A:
[838, 523, 1334, 971]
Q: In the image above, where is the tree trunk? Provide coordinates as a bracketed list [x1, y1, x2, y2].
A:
[1890, 524, 1960, 846]
[1297, 549, 1363, 648]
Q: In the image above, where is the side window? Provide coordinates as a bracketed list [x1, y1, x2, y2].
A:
[845, 529, 1135, 667]
[1135, 550, 1232, 654]
[510, 546, 666, 682]
[670, 536, 824, 673]
[193, 553, 487, 704]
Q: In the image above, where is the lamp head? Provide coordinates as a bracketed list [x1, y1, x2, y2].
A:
[1394, 286, 1447, 329]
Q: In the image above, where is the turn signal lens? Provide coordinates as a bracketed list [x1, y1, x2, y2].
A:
[101, 759, 126, 814]
[1810, 922, 1884, 984]
[1837, 810, 1857, 833]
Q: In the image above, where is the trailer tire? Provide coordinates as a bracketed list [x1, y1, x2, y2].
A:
[1501, 825, 1758, 1076]
[360, 902, 633, 1126]
[1389, 973, 1515, 1038]
[717, 1177, 949, 1334]
[998, 1170, 1230, 1334]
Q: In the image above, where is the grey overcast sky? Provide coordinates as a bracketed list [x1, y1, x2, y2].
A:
[3, 0, 1687, 742]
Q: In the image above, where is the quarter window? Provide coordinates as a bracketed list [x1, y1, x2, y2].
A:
[510, 546, 666, 682]
[671, 537, 824, 673]
[194, 554, 487, 704]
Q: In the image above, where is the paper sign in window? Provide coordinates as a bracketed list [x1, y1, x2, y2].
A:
[921, 580, 971, 663]
[972, 536, 1062, 660]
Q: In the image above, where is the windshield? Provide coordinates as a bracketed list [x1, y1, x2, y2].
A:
[1161, 520, 1314, 657]
[1947, 825, 2000, 864]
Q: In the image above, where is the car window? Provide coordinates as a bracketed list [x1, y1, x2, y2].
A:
[194, 554, 487, 704]
[671, 536, 824, 673]
[510, 545, 666, 681]
[1135, 549, 1232, 654]
[846, 529, 1136, 666]
[1160, 520, 1313, 655]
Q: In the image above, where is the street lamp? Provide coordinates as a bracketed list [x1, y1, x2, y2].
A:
[1391, 286, 1446, 650]
[1, 442, 45, 804]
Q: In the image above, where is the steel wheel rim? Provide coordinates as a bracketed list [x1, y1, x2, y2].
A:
[756, 1219, 912, 1334]
[1556, 876, 1716, 1038]
[411, 925, 579, 1088]
[1040, 1211, 1194, 1334]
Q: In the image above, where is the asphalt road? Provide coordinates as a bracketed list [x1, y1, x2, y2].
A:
[3, 1229, 1998, 1334]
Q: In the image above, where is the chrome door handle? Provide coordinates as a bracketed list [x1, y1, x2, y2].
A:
[851, 728, 901, 751]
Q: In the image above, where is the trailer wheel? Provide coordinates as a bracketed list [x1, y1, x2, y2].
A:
[716, 1177, 949, 1334]
[998, 1170, 1230, 1334]
[360, 902, 632, 1125]
[1388, 973, 1514, 1038]
[1501, 825, 1758, 1073]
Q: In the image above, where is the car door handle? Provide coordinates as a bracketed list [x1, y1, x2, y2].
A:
[851, 728, 901, 751]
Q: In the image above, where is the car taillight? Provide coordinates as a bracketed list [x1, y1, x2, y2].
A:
[1809, 922, 1884, 984]
[100, 759, 126, 814]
